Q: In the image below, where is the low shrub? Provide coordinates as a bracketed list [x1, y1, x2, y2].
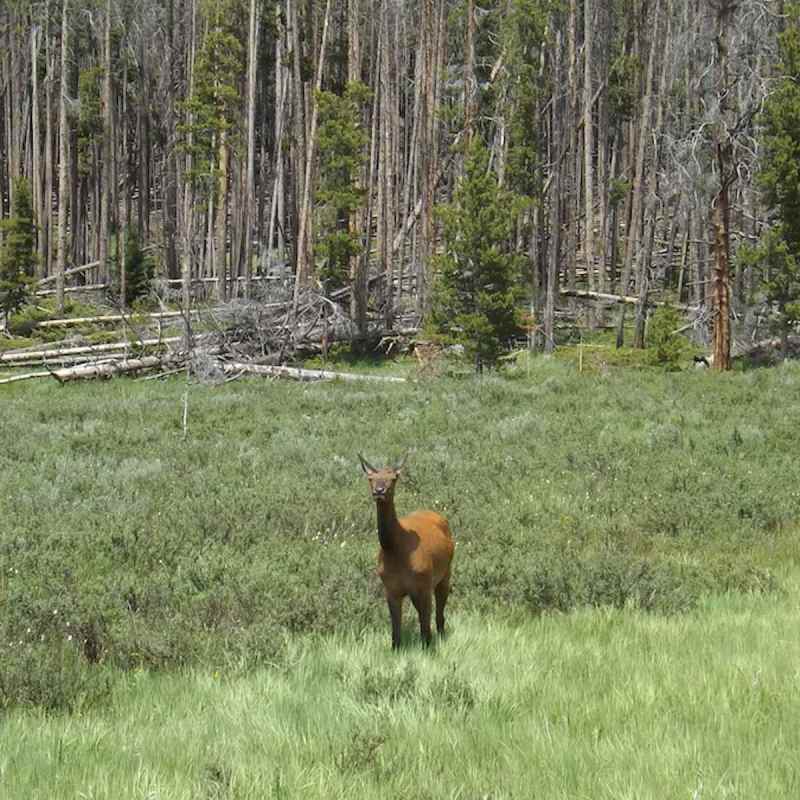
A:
[1, 364, 798, 710]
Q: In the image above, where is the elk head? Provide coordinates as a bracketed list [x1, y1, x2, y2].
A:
[359, 453, 407, 505]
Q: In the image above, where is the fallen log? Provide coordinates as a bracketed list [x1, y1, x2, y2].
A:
[51, 356, 167, 383]
[36, 283, 109, 297]
[37, 261, 100, 286]
[162, 275, 281, 285]
[560, 289, 698, 312]
[0, 370, 53, 385]
[36, 310, 202, 328]
[222, 362, 407, 383]
[0, 336, 183, 365]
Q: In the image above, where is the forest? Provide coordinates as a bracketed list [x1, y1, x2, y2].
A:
[1, 0, 799, 369]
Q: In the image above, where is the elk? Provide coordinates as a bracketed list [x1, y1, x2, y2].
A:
[359, 454, 455, 649]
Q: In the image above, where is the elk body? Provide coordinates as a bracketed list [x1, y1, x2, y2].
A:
[359, 455, 455, 649]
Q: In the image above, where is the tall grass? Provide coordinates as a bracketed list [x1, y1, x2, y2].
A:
[2, 359, 800, 710]
[3, 585, 800, 799]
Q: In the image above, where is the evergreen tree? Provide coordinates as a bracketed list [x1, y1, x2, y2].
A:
[315, 82, 370, 292]
[430, 138, 524, 371]
[756, 2, 800, 354]
[121, 226, 153, 305]
[179, 0, 245, 189]
[0, 177, 36, 323]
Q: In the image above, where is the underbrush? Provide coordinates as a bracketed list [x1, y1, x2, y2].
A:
[2, 360, 799, 710]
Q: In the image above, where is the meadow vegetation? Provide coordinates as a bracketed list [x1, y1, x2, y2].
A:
[4, 589, 800, 799]
[2, 357, 799, 717]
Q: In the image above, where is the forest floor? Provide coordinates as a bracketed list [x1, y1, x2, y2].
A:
[2, 354, 800, 797]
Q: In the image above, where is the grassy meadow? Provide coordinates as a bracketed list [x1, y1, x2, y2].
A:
[4, 589, 800, 800]
[2, 354, 800, 797]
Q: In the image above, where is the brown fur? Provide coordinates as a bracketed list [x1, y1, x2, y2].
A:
[359, 455, 455, 649]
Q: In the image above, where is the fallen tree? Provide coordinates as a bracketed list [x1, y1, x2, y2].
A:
[222, 362, 407, 383]
[35, 283, 109, 297]
[0, 356, 409, 385]
[36, 260, 100, 286]
[0, 336, 184, 367]
[50, 357, 169, 383]
[0, 370, 53, 385]
[36, 310, 202, 329]
[560, 289, 697, 312]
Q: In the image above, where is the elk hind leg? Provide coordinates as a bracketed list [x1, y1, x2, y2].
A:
[434, 573, 450, 637]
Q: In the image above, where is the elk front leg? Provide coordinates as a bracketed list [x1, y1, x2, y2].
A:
[387, 594, 403, 650]
[411, 592, 433, 647]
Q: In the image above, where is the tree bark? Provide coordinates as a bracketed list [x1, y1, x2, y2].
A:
[55, 0, 70, 314]
[31, 23, 43, 278]
[243, 0, 259, 299]
[293, 0, 333, 303]
[620, 1, 659, 296]
[583, 0, 596, 294]
[99, 0, 113, 286]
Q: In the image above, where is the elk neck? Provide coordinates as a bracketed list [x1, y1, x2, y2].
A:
[375, 496, 399, 551]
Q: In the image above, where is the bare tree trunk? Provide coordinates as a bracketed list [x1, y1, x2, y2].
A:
[243, 0, 260, 299]
[164, 0, 179, 281]
[31, 23, 43, 278]
[565, 0, 578, 298]
[417, 0, 438, 316]
[620, 1, 659, 296]
[55, 0, 70, 314]
[288, 0, 306, 276]
[464, 0, 476, 142]
[711, 193, 731, 368]
[293, 0, 332, 304]
[348, 0, 367, 337]
[99, 0, 113, 286]
[268, 17, 288, 272]
[43, 0, 55, 277]
[711, 0, 735, 371]
[215, 130, 230, 302]
[583, 0, 596, 295]
[380, 2, 396, 327]
[545, 32, 563, 354]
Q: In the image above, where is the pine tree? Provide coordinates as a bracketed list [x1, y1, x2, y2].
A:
[0, 177, 36, 324]
[120, 226, 153, 306]
[756, 2, 800, 356]
[430, 139, 524, 371]
[315, 81, 370, 292]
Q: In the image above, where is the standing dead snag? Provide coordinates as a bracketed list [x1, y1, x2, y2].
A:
[359, 454, 455, 649]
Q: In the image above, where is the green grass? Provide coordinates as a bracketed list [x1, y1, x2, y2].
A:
[4, 585, 800, 799]
[2, 359, 800, 712]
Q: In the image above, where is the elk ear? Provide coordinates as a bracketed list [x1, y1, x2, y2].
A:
[358, 453, 375, 474]
[395, 452, 409, 472]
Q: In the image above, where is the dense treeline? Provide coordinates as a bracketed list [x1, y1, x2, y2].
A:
[0, 0, 798, 364]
